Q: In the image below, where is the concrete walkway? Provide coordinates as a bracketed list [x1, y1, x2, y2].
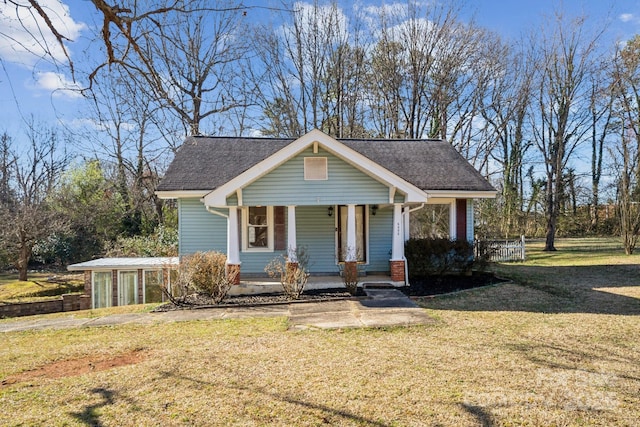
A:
[0, 289, 433, 333]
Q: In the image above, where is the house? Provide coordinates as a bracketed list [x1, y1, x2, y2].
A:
[69, 130, 495, 308]
[155, 129, 496, 290]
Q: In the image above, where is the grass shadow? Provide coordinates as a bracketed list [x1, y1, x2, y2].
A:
[158, 370, 390, 426]
[70, 387, 115, 427]
[416, 263, 640, 315]
[460, 403, 496, 427]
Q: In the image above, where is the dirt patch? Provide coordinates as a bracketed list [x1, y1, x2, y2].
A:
[1, 349, 147, 387]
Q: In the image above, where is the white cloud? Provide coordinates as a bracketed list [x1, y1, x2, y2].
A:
[32, 71, 83, 98]
[619, 13, 634, 23]
[0, 0, 86, 66]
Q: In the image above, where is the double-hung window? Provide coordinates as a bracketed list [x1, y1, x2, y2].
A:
[243, 206, 274, 251]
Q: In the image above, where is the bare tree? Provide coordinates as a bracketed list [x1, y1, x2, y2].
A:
[610, 36, 640, 254]
[587, 66, 615, 231]
[530, 12, 605, 251]
[0, 121, 69, 280]
[254, 1, 357, 137]
[482, 39, 535, 237]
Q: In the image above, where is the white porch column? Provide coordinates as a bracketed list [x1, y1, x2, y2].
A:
[287, 205, 297, 262]
[403, 206, 410, 242]
[227, 207, 240, 265]
[467, 199, 474, 243]
[346, 204, 357, 261]
[449, 200, 457, 240]
[391, 203, 404, 260]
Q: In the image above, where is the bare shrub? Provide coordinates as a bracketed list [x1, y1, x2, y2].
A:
[340, 245, 360, 295]
[164, 251, 236, 305]
[265, 247, 310, 299]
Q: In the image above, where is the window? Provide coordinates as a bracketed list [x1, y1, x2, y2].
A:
[92, 271, 112, 309]
[243, 206, 274, 251]
[144, 270, 164, 303]
[118, 271, 138, 306]
[304, 157, 328, 180]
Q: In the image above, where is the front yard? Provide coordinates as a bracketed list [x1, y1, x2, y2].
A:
[1, 238, 639, 426]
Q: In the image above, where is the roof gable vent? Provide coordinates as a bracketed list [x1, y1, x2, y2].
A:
[304, 157, 328, 180]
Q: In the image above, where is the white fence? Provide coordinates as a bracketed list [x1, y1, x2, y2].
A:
[475, 235, 526, 262]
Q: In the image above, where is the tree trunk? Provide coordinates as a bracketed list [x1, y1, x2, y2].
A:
[17, 240, 30, 281]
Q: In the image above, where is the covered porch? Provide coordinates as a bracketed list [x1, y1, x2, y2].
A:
[230, 273, 397, 296]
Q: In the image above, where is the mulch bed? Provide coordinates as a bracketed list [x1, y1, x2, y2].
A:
[153, 272, 504, 311]
[402, 271, 507, 297]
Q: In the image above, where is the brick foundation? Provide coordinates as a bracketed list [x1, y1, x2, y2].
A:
[227, 264, 241, 285]
[389, 260, 405, 283]
[343, 261, 358, 283]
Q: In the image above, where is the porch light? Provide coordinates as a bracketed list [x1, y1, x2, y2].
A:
[328, 206, 334, 217]
[371, 205, 378, 216]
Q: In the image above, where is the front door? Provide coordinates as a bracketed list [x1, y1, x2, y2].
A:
[337, 205, 366, 262]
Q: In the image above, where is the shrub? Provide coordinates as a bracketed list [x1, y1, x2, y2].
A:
[405, 238, 475, 278]
[167, 251, 235, 305]
[265, 247, 310, 299]
[105, 225, 178, 257]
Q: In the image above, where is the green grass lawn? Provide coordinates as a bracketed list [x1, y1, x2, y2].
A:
[1, 238, 639, 426]
[0, 272, 84, 303]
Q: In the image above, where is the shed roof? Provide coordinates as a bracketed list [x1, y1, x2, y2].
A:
[67, 257, 178, 271]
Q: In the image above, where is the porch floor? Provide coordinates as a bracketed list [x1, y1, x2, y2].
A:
[229, 274, 400, 296]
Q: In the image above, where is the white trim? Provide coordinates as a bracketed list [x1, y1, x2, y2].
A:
[227, 207, 241, 264]
[204, 129, 429, 207]
[242, 206, 274, 252]
[391, 203, 404, 261]
[155, 190, 208, 199]
[287, 206, 297, 261]
[449, 200, 457, 240]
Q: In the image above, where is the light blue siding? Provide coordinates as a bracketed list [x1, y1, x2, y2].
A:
[226, 193, 238, 206]
[178, 198, 392, 275]
[368, 207, 393, 273]
[178, 198, 227, 255]
[242, 147, 392, 206]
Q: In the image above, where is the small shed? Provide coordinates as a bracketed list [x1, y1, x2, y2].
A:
[67, 257, 178, 309]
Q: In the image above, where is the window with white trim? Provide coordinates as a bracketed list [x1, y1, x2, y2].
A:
[243, 206, 274, 251]
[304, 157, 328, 180]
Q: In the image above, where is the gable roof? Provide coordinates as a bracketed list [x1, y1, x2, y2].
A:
[156, 130, 496, 201]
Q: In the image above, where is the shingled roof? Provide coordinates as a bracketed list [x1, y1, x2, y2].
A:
[156, 134, 495, 194]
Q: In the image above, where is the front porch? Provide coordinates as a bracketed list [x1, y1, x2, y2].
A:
[229, 273, 399, 296]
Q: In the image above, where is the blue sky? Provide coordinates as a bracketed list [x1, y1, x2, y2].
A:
[0, 0, 638, 147]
